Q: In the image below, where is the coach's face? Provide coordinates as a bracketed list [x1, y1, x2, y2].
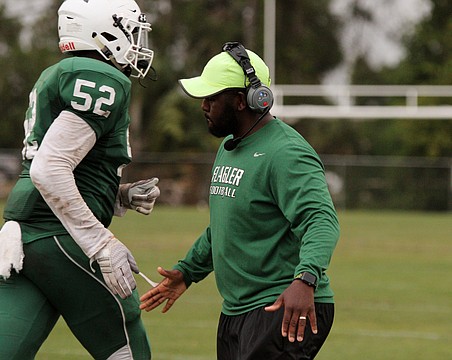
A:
[201, 90, 240, 138]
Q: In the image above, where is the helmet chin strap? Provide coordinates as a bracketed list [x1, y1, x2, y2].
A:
[122, 65, 133, 77]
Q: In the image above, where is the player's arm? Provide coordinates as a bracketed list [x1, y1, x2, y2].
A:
[29, 110, 138, 299]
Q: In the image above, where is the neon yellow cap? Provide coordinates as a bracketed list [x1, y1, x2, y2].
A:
[179, 49, 271, 98]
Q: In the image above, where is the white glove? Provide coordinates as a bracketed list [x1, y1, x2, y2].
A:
[91, 238, 139, 299]
[118, 178, 160, 215]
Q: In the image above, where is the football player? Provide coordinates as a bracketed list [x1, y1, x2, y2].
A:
[0, 0, 158, 359]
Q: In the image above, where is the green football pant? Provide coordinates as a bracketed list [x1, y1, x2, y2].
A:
[0, 234, 151, 359]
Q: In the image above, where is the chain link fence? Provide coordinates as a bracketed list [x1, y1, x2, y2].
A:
[1, 150, 451, 211]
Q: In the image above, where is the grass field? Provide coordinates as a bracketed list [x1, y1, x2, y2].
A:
[2, 205, 451, 359]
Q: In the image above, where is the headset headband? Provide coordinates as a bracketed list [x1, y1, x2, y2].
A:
[222, 42, 261, 89]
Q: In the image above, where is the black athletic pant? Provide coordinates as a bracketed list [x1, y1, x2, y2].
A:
[217, 303, 334, 360]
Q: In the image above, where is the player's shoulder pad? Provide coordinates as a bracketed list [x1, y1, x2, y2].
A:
[59, 57, 131, 90]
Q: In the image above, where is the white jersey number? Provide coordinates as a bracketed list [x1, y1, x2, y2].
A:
[71, 79, 116, 118]
[22, 79, 119, 161]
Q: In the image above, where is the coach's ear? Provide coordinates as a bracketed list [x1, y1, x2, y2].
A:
[236, 91, 248, 111]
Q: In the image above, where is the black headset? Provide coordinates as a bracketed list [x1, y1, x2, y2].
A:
[222, 42, 273, 113]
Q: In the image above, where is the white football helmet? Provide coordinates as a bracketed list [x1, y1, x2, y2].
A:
[58, 0, 154, 78]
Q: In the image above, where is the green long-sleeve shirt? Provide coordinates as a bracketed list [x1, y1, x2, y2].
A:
[174, 118, 340, 315]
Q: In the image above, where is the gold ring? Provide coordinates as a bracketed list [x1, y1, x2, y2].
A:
[299, 316, 307, 320]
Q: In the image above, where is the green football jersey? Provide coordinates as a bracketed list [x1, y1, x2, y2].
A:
[174, 119, 340, 315]
[3, 57, 133, 242]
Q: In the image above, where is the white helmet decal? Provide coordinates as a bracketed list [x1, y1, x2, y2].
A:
[58, 0, 154, 78]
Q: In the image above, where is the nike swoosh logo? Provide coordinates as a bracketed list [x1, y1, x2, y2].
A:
[253, 152, 266, 157]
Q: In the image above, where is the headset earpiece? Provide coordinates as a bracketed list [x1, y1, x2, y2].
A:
[222, 42, 273, 113]
[246, 84, 273, 113]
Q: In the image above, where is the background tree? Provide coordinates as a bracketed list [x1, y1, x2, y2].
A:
[349, 0, 452, 157]
[0, 0, 60, 149]
[1, 0, 450, 209]
[136, 0, 342, 152]
[0, 0, 342, 153]
[0, 4, 28, 148]
[275, 0, 342, 84]
[0, 0, 449, 158]
[294, 0, 451, 159]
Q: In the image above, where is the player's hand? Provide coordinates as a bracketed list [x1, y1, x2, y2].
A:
[139, 267, 187, 313]
[264, 280, 317, 342]
[92, 237, 139, 299]
[118, 178, 160, 215]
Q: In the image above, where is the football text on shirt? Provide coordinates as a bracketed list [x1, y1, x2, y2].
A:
[210, 166, 245, 199]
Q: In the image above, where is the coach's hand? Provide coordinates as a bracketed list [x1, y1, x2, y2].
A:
[264, 280, 317, 342]
[139, 267, 187, 313]
[118, 178, 160, 215]
[92, 238, 139, 299]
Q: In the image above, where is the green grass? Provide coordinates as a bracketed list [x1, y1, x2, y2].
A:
[3, 205, 451, 359]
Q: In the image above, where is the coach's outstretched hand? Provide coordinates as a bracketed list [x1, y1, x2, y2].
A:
[140, 267, 187, 313]
[264, 280, 317, 343]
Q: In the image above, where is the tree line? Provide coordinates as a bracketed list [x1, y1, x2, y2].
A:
[0, 1, 451, 210]
[1, 0, 450, 156]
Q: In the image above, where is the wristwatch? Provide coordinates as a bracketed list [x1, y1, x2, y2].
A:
[294, 272, 317, 288]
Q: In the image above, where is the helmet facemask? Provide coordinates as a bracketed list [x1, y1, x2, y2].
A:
[105, 14, 154, 78]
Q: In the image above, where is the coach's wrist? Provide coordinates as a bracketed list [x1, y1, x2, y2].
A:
[294, 272, 317, 288]
[172, 266, 192, 288]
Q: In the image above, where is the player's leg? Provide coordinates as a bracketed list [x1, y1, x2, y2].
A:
[22, 235, 151, 360]
[0, 271, 59, 360]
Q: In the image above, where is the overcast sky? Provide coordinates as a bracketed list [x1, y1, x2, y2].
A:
[4, 0, 51, 45]
[4, 0, 50, 24]
[331, 0, 431, 68]
[325, 0, 432, 84]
